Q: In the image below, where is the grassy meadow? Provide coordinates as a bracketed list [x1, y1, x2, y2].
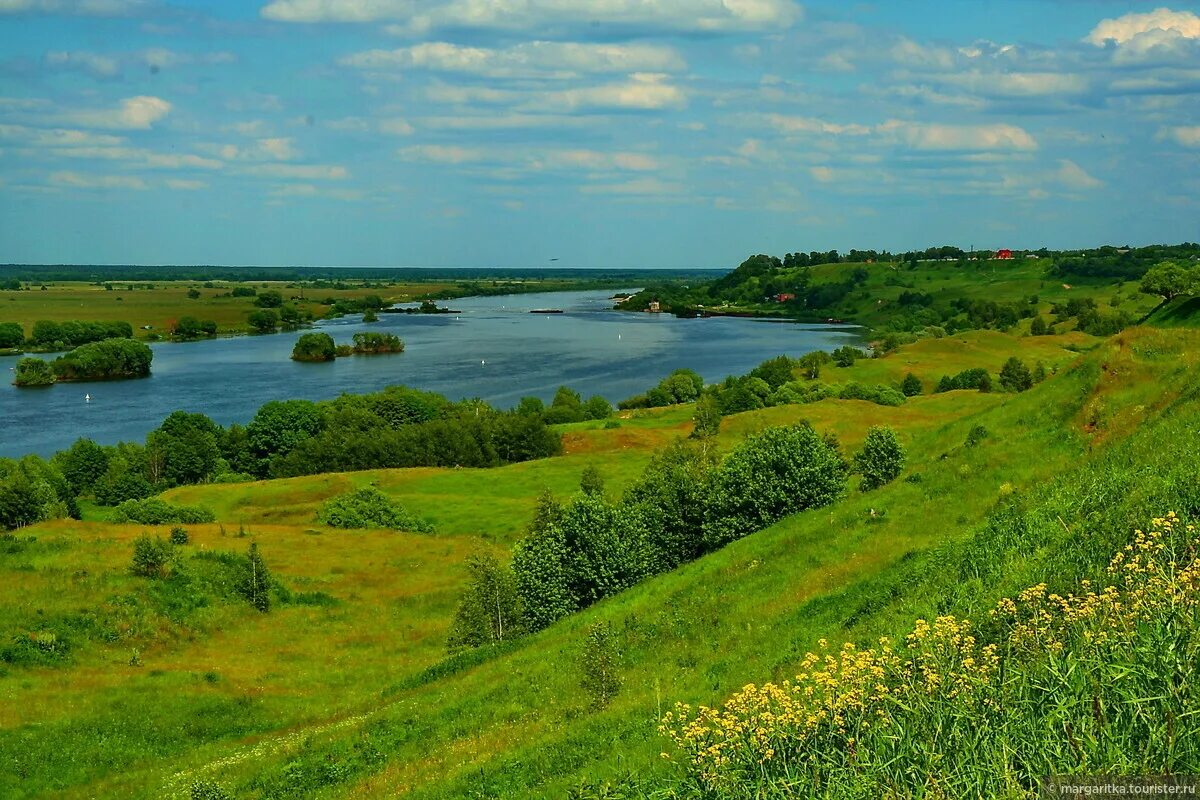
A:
[5, 316, 1200, 797]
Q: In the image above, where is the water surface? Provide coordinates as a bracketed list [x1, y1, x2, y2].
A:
[0, 289, 859, 457]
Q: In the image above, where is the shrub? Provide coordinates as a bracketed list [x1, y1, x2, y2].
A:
[190, 781, 233, 800]
[111, 498, 215, 524]
[247, 309, 278, 333]
[580, 465, 606, 497]
[935, 367, 992, 393]
[965, 424, 990, 448]
[51, 338, 152, 381]
[998, 356, 1033, 393]
[837, 382, 906, 406]
[350, 332, 403, 354]
[13, 357, 55, 387]
[900, 372, 923, 397]
[170, 525, 189, 545]
[579, 621, 622, 710]
[582, 395, 613, 421]
[512, 491, 574, 632]
[854, 426, 906, 491]
[316, 486, 433, 532]
[702, 423, 846, 549]
[831, 345, 865, 367]
[291, 332, 337, 362]
[749, 355, 797, 390]
[131, 534, 174, 578]
[237, 542, 271, 613]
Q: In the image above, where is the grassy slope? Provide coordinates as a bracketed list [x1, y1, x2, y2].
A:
[704, 257, 1159, 330]
[4, 325, 1194, 797]
[1145, 295, 1200, 328]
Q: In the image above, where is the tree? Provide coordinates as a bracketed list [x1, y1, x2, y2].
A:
[13, 357, 55, 387]
[446, 552, 524, 651]
[832, 346, 863, 367]
[623, 440, 716, 572]
[247, 309, 279, 333]
[580, 465, 605, 496]
[51, 339, 152, 381]
[854, 426, 905, 491]
[998, 356, 1033, 393]
[291, 332, 337, 362]
[317, 486, 433, 531]
[749, 356, 797, 390]
[544, 386, 585, 424]
[0, 322, 23, 349]
[172, 316, 217, 339]
[246, 399, 325, 474]
[254, 290, 284, 308]
[146, 411, 222, 486]
[187, 288, 201, 299]
[1140, 261, 1196, 303]
[238, 542, 271, 612]
[55, 438, 110, 494]
[582, 395, 613, 420]
[690, 393, 722, 438]
[900, 372, 923, 397]
[362, 309, 379, 323]
[1029, 316, 1049, 336]
[511, 491, 575, 631]
[702, 423, 847, 549]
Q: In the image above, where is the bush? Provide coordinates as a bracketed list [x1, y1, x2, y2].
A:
[900, 372, 923, 397]
[316, 486, 433, 532]
[511, 491, 574, 632]
[238, 542, 271, 613]
[51, 339, 153, 381]
[837, 382, 906, 406]
[190, 781, 233, 800]
[111, 498, 216, 524]
[291, 332, 337, 362]
[854, 426, 905, 491]
[350, 331, 403, 354]
[579, 621, 622, 710]
[703, 423, 847, 549]
[247, 309, 279, 333]
[965, 424, 990, 448]
[998, 356, 1033, 393]
[832, 345, 865, 367]
[170, 525, 189, 545]
[935, 367, 992, 393]
[690, 393, 722, 438]
[13, 357, 55, 386]
[131, 534, 174, 578]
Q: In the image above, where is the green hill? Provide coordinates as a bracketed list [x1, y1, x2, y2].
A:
[4, 325, 1200, 798]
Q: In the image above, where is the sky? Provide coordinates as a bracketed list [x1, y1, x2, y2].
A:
[0, 1, 1198, 268]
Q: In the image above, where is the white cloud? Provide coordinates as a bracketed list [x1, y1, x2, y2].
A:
[881, 120, 1037, 151]
[63, 95, 171, 129]
[397, 144, 484, 164]
[579, 177, 684, 196]
[766, 114, 872, 136]
[526, 74, 685, 112]
[210, 137, 298, 161]
[45, 50, 120, 77]
[341, 41, 684, 78]
[539, 149, 658, 171]
[1087, 8, 1200, 46]
[1054, 159, 1103, 190]
[1157, 125, 1200, 147]
[262, 0, 801, 34]
[49, 170, 147, 189]
[166, 178, 208, 190]
[242, 163, 348, 179]
[810, 166, 834, 182]
[140, 48, 237, 70]
[0, 0, 147, 16]
[379, 117, 414, 135]
[0, 123, 125, 148]
[935, 71, 1088, 97]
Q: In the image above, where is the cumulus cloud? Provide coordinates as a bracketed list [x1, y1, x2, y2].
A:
[63, 95, 171, 129]
[241, 163, 348, 179]
[397, 144, 484, 164]
[766, 114, 872, 136]
[49, 170, 147, 189]
[1087, 8, 1200, 62]
[1157, 125, 1200, 147]
[527, 73, 686, 112]
[212, 137, 299, 161]
[1054, 159, 1103, 190]
[262, 0, 800, 34]
[340, 41, 685, 79]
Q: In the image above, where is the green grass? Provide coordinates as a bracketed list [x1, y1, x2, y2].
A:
[3, 327, 1199, 798]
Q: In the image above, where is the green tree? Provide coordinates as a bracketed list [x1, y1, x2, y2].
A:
[580, 465, 605, 496]
[703, 423, 847, 549]
[238, 541, 271, 612]
[1139, 261, 1196, 303]
[247, 309, 279, 333]
[544, 386, 585, 424]
[998, 356, 1033, 393]
[623, 440, 716, 572]
[582, 395, 613, 420]
[511, 491, 574, 631]
[317, 486, 432, 531]
[446, 551, 524, 651]
[0, 322, 23, 349]
[186, 288, 201, 299]
[254, 290, 284, 308]
[13, 357, 55, 387]
[1029, 316, 1049, 336]
[146, 411, 223, 487]
[749, 355, 797, 390]
[246, 399, 325, 474]
[854, 426, 905, 491]
[900, 372, 923, 397]
[291, 332, 337, 362]
[832, 346, 863, 368]
[55, 438, 110, 494]
[690, 393, 723, 439]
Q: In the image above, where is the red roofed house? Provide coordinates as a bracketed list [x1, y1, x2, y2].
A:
[995, 248, 1014, 260]
[775, 293, 796, 303]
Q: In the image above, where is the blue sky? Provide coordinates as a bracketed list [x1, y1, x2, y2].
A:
[1, 1, 1198, 268]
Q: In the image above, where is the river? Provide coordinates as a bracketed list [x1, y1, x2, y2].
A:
[0, 289, 860, 458]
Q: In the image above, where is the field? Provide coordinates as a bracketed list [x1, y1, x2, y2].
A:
[5, 318, 1200, 798]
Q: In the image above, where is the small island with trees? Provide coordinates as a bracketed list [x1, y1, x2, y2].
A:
[12, 338, 154, 386]
[291, 331, 405, 362]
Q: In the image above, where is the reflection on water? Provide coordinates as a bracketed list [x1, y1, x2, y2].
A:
[0, 289, 859, 457]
